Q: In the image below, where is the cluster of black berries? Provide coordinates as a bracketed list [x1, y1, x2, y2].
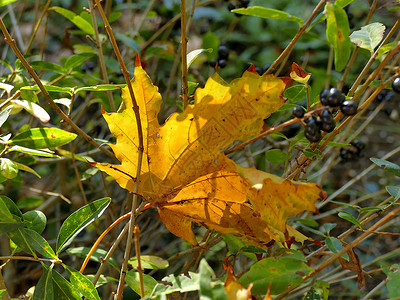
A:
[227, 0, 250, 13]
[81, 61, 95, 73]
[210, 43, 229, 69]
[340, 140, 366, 162]
[254, 64, 271, 75]
[344, 5, 355, 29]
[320, 87, 358, 116]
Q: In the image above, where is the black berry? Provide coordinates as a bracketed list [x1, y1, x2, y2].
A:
[218, 45, 229, 60]
[351, 140, 365, 156]
[340, 100, 358, 116]
[327, 88, 345, 107]
[320, 88, 330, 106]
[262, 64, 271, 73]
[218, 59, 227, 68]
[227, 3, 236, 11]
[340, 149, 353, 162]
[238, 0, 250, 8]
[255, 67, 262, 75]
[292, 106, 305, 118]
[392, 76, 400, 94]
[320, 109, 335, 132]
[305, 129, 322, 143]
[209, 59, 217, 68]
[305, 119, 320, 136]
[321, 122, 335, 132]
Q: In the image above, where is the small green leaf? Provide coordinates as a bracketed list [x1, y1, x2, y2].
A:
[11, 100, 50, 123]
[0, 196, 23, 233]
[7, 146, 59, 158]
[386, 186, 400, 201]
[296, 219, 319, 227]
[359, 206, 384, 214]
[150, 272, 201, 297]
[265, 149, 287, 164]
[65, 266, 100, 300]
[377, 42, 400, 59]
[0, 0, 18, 7]
[232, 6, 303, 26]
[75, 84, 125, 93]
[23, 210, 47, 234]
[115, 33, 140, 52]
[338, 211, 362, 229]
[386, 264, 400, 299]
[325, 236, 349, 261]
[322, 223, 336, 235]
[325, 2, 351, 72]
[30, 61, 65, 74]
[239, 257, 312, 295]
[85, 275, 118, 288]
[283, 85, 307, 103]
[64, 53, 95, 70]
[22, 228, 58, 259]
[8, 228, 37, 256]
[13, 161, 41, 178]
[56, 197, 111, 254]
[0, 105, 12, 127]
[33, 264, 54, 300]
[9, 128, 77, 149]
[52, 269, 82, 299]
[66, 247, 118, 269]
[126, 271, 158, 296]
[128, 255, 169, 270]
[17, 196, 44, 210]
[350, 23, 385, 53]
[187, 48, 212, 69]
[0, 158, 18, 179]
[370, 158, 400, 177]
[21, 85, 73, 94]
[50, 7, 94, 35]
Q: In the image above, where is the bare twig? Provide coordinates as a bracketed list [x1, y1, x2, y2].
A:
[181, 0, 189, 108]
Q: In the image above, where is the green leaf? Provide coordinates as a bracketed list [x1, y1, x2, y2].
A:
[232, 6, 303, 26]
[201, 32, 219, 60]
[304, 281, 330, 300]
[56, 197, 111, 254]
[325, 237, 349, 261]
[23, 210, 46, 234]
[359, 206, 384, 214]
[66, 247, 118, 270]
[0, 196, 23, 233]
[21, 85, 73, 94]
[370, 158, 400, 177]
[238, 257, 312, 295]
[283, 85, 307, 103]
[386, 264, 400, 299]
[8, 228, 37, 256]
[22, 228, 58, 259]
[198, 259, 226, 300]
[75, 84, 125, 93]
[377, 42, 400, 59]
[150, 272, 201, 297]
[13, 161, 41, 178]
[115, 33, 140, 52]
[64, 53, 95, 70]
[30, 61, 65, 74]
[0, 158, 18, 179]
[11, 99, 50, 123]
[7, 145, 59, 158]
[0, 0, 18, 7]
[325, 2, 351, 72]
[8, 128, 77, 149]
[322, 223, 336, 235]
[265, 149, 287, 164]
[129, 255, 169, 270]
[52, 269, 82, 300]
[325, 141, 351, 147]
[0, 105, 12, 127]
[334, 0, 357, 8]
[0, 195, 23, 218]
[187, 48, 212, 69]
[85, 275, 118, 288]
[50, 7, 94, 35]
[296, 219, 319, 228]
[350, 23, 385, 53]
[17, 196, 44, 210]
[33, 265, 54, 300]
[65, 266, 100, 300]
[386, 186, 400, 201]
[126, 271, 158, 296]
[338, 211, 362, 229]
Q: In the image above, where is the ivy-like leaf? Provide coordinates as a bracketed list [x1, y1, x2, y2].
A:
[350, 23, 385, 53]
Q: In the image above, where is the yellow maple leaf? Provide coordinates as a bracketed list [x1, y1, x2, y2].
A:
[94, 55, 325, 247]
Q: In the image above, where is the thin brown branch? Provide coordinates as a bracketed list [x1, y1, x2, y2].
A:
[181, 0, 189, 108]
[134, 226, 145, 297]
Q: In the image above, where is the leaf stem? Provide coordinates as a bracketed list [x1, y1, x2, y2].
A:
[92, 1, 144, 298]
[134, 225, 145, 297]
[181, 0, 189, 109]
[0, 17, 115, 159]
[88, 0, 115, 111]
